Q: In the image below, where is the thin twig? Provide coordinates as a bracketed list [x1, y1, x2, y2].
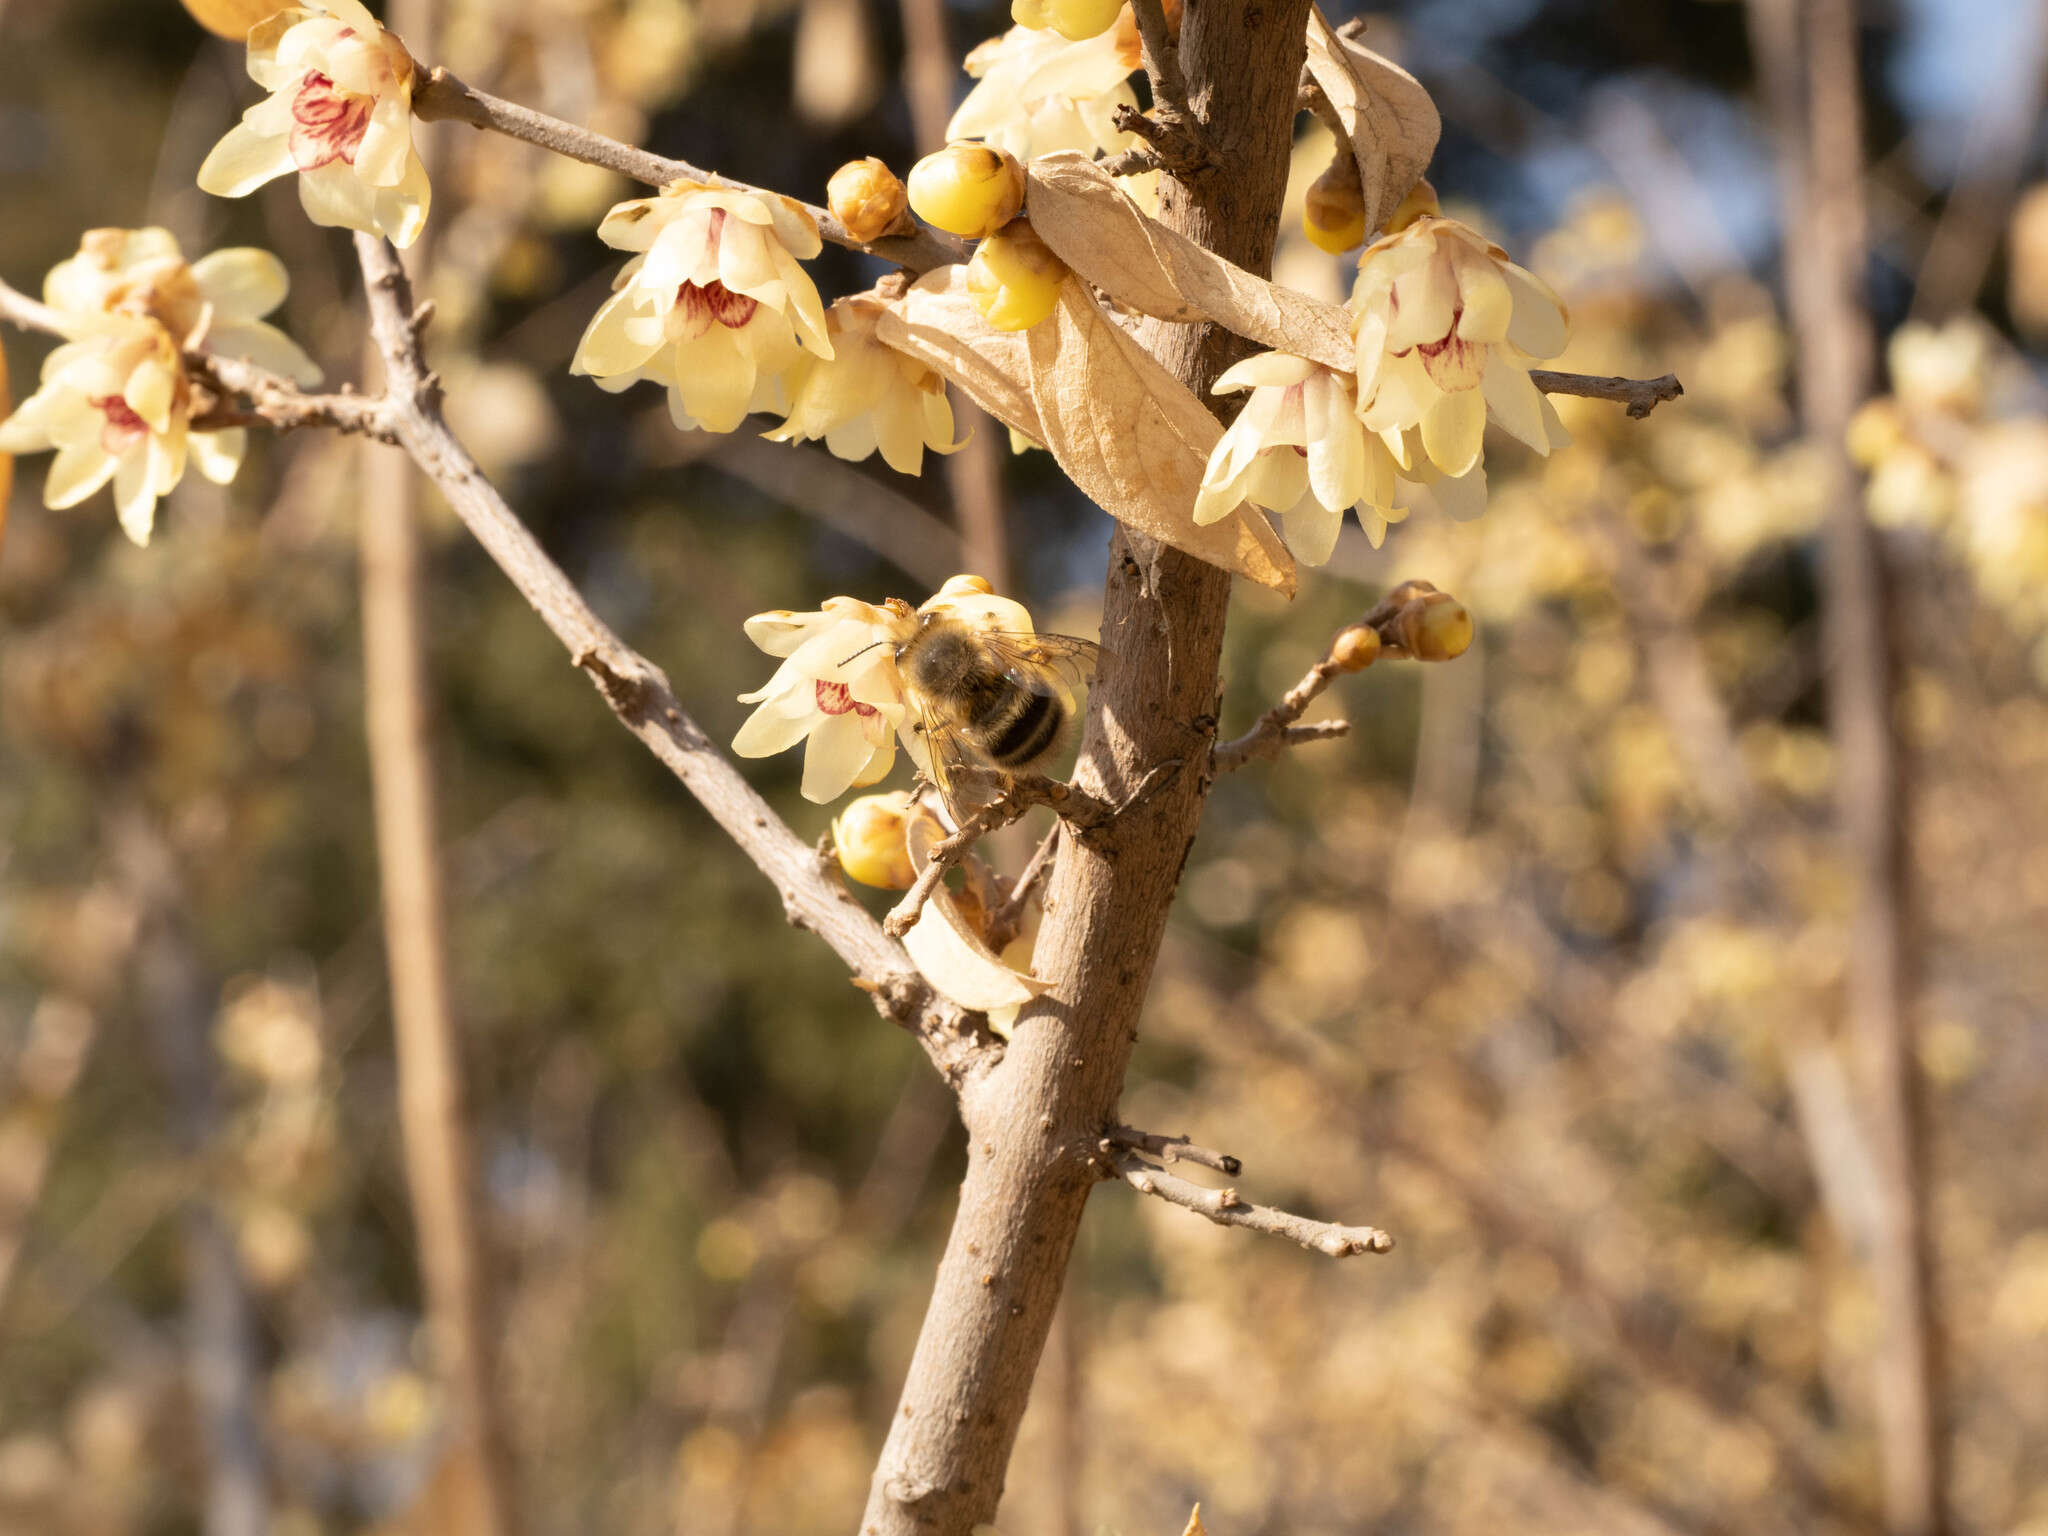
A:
[1297, 74, 1357, 168]
[410, 67, 967, 275]
[883, 774, 1113, 939]
[1103, 1125, 1242, 1177]
[1213, 642, 1354, 773]
[1129, 0, 1188, 116]
[982, 824, 1061, 953]
[1096, 143, 1168, 179]
[1529, 368, 1685, 419]
[1109, 1153, 1392, 1258]
[349, 234, 996, 1086]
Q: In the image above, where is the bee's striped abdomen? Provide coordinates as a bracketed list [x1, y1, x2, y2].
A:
[983, 690, 1065, 767]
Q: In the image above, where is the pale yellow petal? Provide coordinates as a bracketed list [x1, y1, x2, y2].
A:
[190, 247, 289, 322]
[196, 119, 295, 198]
[1421, 384, 1486, 478]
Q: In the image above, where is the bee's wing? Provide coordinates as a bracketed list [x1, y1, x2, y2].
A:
[911, 695, 1003, 824]
[979, 631, 1103, 705]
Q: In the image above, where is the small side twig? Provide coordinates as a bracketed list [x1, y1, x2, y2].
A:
[883, 772, 1115, 939]
[1213, 630, 1362, 774]
[1110, 1154, 1393, 1258]
[1297, 74, 1357, 168]
[1099, 0, 1207, 179]
[1104, 1125, 1242, 1177]
[1530, 369, 1685, 419]
[1129, 0, 1187, 114]
[982, 824, 1061, 953]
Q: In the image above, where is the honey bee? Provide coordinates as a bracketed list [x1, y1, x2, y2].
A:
[892, 612, 1102, 819]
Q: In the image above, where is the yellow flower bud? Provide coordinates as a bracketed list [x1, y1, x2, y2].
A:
[1331, 624, 1381, 672]
[907, 144, 1027, 240]
[1012, 0, 1123, 40]
[1388, 589, 1473, 661]
[1304, 160, 1366, 254]
[833, 791, 917, 890]
[966, 219, 1068, 332]
[1381, 176, 1440, 236]
[827, 157, 909, 245]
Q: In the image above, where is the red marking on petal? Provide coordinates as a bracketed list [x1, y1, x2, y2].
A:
[816, 680, 879, 718]
[675, 279, 759, 330]
[289, 69, 373, 172]
[92, 394, 148, 455]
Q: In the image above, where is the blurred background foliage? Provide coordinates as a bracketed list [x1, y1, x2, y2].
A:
[2, 0, 2047, 1534]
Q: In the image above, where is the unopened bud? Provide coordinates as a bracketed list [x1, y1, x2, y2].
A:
[833, 791, 917, 890]
[1012, 0, 1122, 40]
[907, 143, 1026, 240]
[966, 219, 1068, 332]
[1389, 590, 1473, 661]
[1381, 177, 1439, 236]
[828, 157, 908, 244]
[1331, 624, 1381, 672]
[1304, 159, 1367, 254]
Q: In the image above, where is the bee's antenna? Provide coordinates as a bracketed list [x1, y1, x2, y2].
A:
[839, 638, 891, 667]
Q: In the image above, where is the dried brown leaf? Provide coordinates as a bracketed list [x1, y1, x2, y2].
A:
[878, 268, 1297, 594]
[1026, 153, 1352, 371]
[875, 270, 1045, 442]
[1303, 5, 1440, 235]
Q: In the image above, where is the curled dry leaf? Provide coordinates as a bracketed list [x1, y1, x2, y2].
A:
[1303, 5, 1440, 236]
[900, 800, 1048, 1028]
[1025, 152, 1352, 369]
[877, 267, 1297, 594]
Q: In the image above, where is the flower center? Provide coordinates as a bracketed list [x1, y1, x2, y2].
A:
[92, 395, 148, 455]
[815, 680, 879, 718]
[676, 280, 760, 330]
[1414, 306, 1484, 390]
[289, 70, 374, 172]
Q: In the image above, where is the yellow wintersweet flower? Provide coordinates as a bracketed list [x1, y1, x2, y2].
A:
[197, 0, 431, 247]
[1194, 353, 1408, 563]
[764, 297, 963, 475]
[733, 597, 912, 804]
[42, 227, 321, 385]
[572, 182, 832, 434]
[1351, 215, 1570, 479]
[0, 318, 243, 545]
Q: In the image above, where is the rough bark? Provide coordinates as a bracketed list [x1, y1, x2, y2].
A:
[856, 4, 1312, 1530]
